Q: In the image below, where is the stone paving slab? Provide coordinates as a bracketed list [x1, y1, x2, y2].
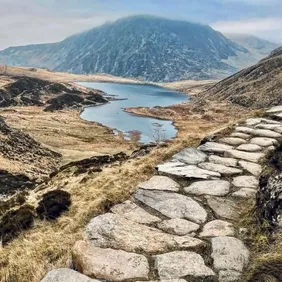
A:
[157, 218, 200, 235]
[237, 144, 262, 152]
[250, 137, 278, 147]
[225, 150, 264, 163]
[209, 155, 238, 167]
[198, 142, 233, 153]
[135, 189, 207, 223]
[198, 162, 243, 175]
[138, 175, 180, 192]
[171, 148, 207, 165]
[199, 220, 235, 238]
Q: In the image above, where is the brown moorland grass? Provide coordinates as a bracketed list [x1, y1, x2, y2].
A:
[0, 100, 250, 282]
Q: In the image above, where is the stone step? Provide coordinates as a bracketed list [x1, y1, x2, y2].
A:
[198, 162, 243, 175]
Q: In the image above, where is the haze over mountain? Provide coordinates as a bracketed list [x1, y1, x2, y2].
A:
[0, 15, 277, 82]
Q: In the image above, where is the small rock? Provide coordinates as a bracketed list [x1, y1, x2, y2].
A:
[154, 251, 215, 279]
[72, 241, 149, 281]
[40, 268, 99, 282]
[111, 200, 161, 224]
[157, 163, 220, 180]
[250, 137, 278, 147]
[198, 142, 233, 153]
[255, 123, 282, 130]
[138, 176, 180, 192]
[198, 162, 242, 175]
[157, 218, 200, 235]
[238, 161, 262, 176]
[274, 127, 282, 134]
[135, 190, 207, 223]
[245, 118, 263, 126]
[235, 127, 254, 134]
[207, 197, 239, 220]
[232, 176, 258, 188]
[209, 155, 238, 167]
[171, 148, 207, 165]
[211, 236, 250, 272]
[265, 145, 276, 153]
[251, 129, 281, 138]
[225, 150, 264, 163]
[219, 270, 242, 282]
[219, 137, 247, 146]
[86, 213, 204, 253]
[199, 220, 234, 237]
[232, 188, 257, 199]
[184, 180, 230, 196]
[237, 144, 262, 152]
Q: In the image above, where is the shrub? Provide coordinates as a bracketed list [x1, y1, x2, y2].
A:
[0, 206, 35, 245]
[36, 190, 71, 220]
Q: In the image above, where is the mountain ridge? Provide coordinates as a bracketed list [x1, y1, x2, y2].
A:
[0, 15, 255, 82]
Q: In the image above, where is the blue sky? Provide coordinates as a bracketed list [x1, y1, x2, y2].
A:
[0, 0, 281, 50]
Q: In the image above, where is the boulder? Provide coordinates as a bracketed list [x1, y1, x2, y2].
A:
[184, 180, 230, 196]
[211, 236, 250, 272]
[138, 175, 180, 192]
[154, 251, 215, 279]
[111, 200, 161, 224]
[72, 241, 149, 281]
[209, 155, 238, 167]
[171, 148, 207, 165]
[85, 213, 205, 253]
[198, 162, 242, 176]
[199, 220, 234, 237]
[198, 142, 233, 153]
[219, 137, 247, 146]
[135, 189, 207, 223]
[157, 218, 200, 236]
[40, 268, 99, 282]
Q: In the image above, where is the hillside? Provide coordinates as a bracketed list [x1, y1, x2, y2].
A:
[198, 46, 282, 108]
[0, 15, 253, 82]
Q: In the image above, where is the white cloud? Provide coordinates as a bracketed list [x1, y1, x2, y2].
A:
[212, 18, 282, 43]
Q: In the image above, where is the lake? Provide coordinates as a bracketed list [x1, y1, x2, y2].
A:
[77, 82, 189, 143]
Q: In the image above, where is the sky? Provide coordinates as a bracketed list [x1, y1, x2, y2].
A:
[0, 0, 282, 50]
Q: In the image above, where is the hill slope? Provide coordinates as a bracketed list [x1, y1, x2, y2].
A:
[0, 15, 251, 82]
[199, 46, 282, 108]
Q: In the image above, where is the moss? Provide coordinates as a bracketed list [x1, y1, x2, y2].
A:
[36, 190, 71, 220]
[0, 206, 35, 245]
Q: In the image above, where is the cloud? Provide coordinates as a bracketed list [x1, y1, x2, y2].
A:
[212, 18, 282, 43]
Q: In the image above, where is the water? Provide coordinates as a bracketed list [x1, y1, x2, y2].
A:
[77, 82, 189, 143]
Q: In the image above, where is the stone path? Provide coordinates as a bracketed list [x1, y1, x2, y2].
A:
[41, 106, 282, 282]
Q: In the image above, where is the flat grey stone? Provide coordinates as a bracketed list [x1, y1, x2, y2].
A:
[211, 236, 250, 272]
[232, 188, 257, 199]
[198, 142, 233, 153]
[72, 241, 149, 281]
[232, 176, 258, 188]
[219, 270, 242, 282]
[209, 155, 238, 167]
[135, 190, 207, 223]
[251, 129, 281, 138]
[273, 112, 282, 119]
[274, 127, 282, 134]
[245, 118, 264, 126]
[219, 137, 247, 146]
[230, 132, 250, 139]
[237, 144, 262, 152]
[198, 162, 242, 176]
[265, 145, 276, 153]
[157, 219, 200, 236]
[225, 150, 264, 163]
[250, 137, 278, 147]
[235, 127, 254, 134]
[40, 269, 99, 282]
[157, 163, 220, 180]
[111, 200, 161, 224]
[172, 148, 207, 165]
[86, 213, 204, 253]
[266, 105, 282, 113]
[207, 197, 239, 220]
[154, 251, 215, 279]
[255, 123, 282, 130]
[138, 175, 180, 192]
[238, 160, 262, 176]
[184, 180, 230, 196]
[200, 220, 234, 238]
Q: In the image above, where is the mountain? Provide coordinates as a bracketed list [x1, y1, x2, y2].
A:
[198, 46, 282, 108]
[0, 15, 253, 82]
[225, 34, 279, 58]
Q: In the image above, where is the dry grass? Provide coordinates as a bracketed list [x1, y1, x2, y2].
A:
[0, 99, 249, 282]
